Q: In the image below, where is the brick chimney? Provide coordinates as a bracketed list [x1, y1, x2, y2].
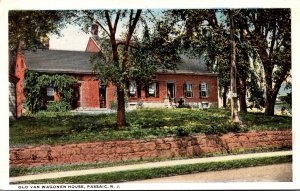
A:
[91, 24, 99, 36]
[41, 36, 50, 49]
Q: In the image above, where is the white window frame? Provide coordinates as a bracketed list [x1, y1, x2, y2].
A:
[129, 81, 137, 97]
[200, 83, 209, 98]
[148, 82, 156, 95]
[184, 82, 193, 98]
[46, 87, 55, 102]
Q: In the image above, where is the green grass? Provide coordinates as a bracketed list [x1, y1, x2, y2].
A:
[11, 155, 292, 184]
[10, 108, 292, 147]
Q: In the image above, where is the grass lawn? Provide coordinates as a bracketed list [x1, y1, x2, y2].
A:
[10, 108, 292, 147]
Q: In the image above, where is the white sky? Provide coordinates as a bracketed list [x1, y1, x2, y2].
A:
[50, 25, 90, 51]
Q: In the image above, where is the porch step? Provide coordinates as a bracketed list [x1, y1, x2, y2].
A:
[71, 108, 116, 114]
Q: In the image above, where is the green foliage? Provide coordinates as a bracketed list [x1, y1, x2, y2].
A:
[47, 101, 71, 112]
[10, 108, 291, 147]
[109, 97, 129, 111]
[247, 71, 265, 110]
[203, 122, 242, 135]
[281, 83, 292, 107]
[9, 10, 72, 50]
[164, 9, 291, 115]
[282, 92, 292, 106]
[24, 70, 76, 113]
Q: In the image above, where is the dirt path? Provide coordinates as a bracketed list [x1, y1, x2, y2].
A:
[128, 163, 292, 183]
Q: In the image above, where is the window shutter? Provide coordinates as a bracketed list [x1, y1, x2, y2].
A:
[183, 83, 187, 91]
[156, 82, 159, 98]
[145, 85, 149, 98]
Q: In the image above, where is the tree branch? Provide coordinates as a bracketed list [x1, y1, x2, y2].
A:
[126, 9, 142, 44]
[129, 10, 134, 30]
[84, 14, 111, 37]
[269, 21, 277, 58]
[94, 20, 111, 37]
[114, 10, 121, 32]
[105, 10, 114, 35]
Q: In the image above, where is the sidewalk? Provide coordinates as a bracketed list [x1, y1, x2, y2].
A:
[10, 150, 292, 183]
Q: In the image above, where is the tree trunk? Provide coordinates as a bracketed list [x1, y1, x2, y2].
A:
[116, 86, 126, 127]
[239, 78, 247, 113]
[222, 86, 228, 108]
[265, 93, 276, 116]
[263, 64, 275, 116]
[229, 10, 240, 122]
[264, 75, 281, 116]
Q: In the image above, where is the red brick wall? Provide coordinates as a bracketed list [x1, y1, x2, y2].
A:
[127, 73, 219, 106]
[78, 75, 100, 108]
[85, 38, 100, 53]
[10, 130, 292, 167]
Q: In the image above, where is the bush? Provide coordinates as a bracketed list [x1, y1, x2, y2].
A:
[203, 122, 242, 135]
[110, 100, 118, 110]
[175, 126, 192, 137]
[24, 71, 76, 113]
[47, 101, 71, 112]
[110, 97, 129, 110]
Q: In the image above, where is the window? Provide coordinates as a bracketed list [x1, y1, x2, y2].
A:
[46, 87, 55, 102]
[183, 83, 193, 98]
[146, 82, 159, 98]
[200, 83, 209, 98]
[129, 81, 137, 97]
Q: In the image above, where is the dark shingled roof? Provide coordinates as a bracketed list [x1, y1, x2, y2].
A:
[24, 49, 211, 74]
[177, 54, 208, 73]
[24, 49, 95, 74]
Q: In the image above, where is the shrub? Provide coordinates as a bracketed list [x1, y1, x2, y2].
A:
[47, 101, 71, 112]
[110, 97, 129, 110]
[175, 126, 192, 137]
[24, 71, 76, 113]
[203, 122, 242, 135]
[109, 100, 117, 110]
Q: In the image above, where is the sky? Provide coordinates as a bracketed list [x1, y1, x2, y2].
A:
[49, 10, 164, 51]
[50, 25, 90, 51]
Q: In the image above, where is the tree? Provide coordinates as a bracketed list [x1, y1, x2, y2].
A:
[164, 9, 291, 116]
[229, 9, 240, 122]
[9, 10, 71, 50]
[76, 10, 181, 127]
[238, 9, 291, 115]
[163, 10, 231, 109]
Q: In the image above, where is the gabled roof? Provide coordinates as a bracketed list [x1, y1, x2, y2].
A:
[89, 36, 210, 74]
[177, 54, 208, 73]
[23, 49, 212, 75]
[24, 49, 95, 74]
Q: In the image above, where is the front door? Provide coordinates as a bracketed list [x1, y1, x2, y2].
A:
[71, 84, 81, 109]
[167, 82, 176, 99]
[99, 85, 107, 108]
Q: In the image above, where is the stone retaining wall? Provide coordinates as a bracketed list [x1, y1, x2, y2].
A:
[10, 130, 292, 167]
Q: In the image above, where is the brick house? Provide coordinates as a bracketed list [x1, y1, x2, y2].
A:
[13, 31, 219, 117]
